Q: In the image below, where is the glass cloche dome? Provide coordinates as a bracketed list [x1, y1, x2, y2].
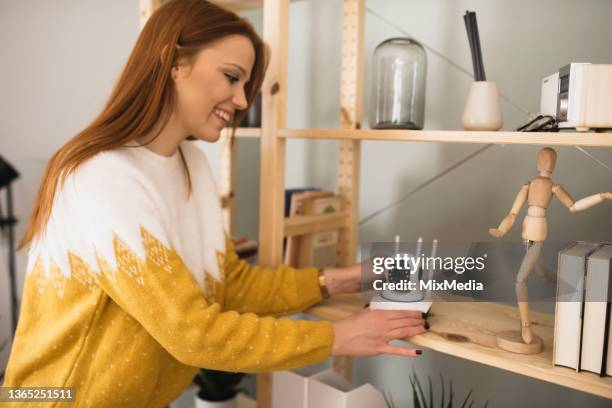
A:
[370, 38, 427, 129]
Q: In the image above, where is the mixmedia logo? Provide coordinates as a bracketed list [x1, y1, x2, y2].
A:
[371, 278, 484, 292]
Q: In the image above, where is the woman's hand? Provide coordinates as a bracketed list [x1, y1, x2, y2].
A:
[323, 257, 384, 296]
[323, 264, 363, 296]
[331, 308, 427, 357]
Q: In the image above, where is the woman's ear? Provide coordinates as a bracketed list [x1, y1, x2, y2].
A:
[170, 55, 193, 82]
[171, 63, 192, 81]
[161, 43, 184, 80]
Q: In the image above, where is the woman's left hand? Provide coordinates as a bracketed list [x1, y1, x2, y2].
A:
[323, 262, 366, 296]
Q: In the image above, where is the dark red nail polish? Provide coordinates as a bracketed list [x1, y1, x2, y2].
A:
[363, 303, 370, 309]
[416, 349, 423, 355]
[424, 322, 430, 330]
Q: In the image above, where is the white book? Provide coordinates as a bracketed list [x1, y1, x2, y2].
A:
[553, 242, 600, 370]
[581, 245, 612, 375]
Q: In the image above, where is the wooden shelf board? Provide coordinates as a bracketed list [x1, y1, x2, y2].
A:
[211, 0, 265, 11]
[306, 294, 612, 399]
[279, 128, 612, 147]
[221, 127, 261, 138]
[212, 0, 305, 11]
[284, 211, 350, 237]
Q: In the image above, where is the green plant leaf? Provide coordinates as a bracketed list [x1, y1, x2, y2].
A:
[446, 379, 454, 408]
[409, 375, 416, 405]
[404, 371, 486, 408]
[439, 373, 445, 408]
[413, 369, 427, 408]
[410, 373, 422, 408]
[461, 389, 473, 408]
[414, 389, 422, 408]
[427, 375, 434, 408]
[383, 389, 396, 408]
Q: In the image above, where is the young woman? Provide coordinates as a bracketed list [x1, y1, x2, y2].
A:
[3, 1, 426, 406]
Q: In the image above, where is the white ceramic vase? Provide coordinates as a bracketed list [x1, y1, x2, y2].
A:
[194, 396, 236, 408]
[461, 81, 503, 131]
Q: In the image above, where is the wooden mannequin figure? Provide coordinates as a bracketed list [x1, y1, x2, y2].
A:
[489, 147, 611, 354]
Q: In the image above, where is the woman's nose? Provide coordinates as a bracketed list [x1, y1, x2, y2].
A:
[232, 88, 248, 110]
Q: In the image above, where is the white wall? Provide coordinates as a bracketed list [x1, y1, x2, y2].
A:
[1, 0, 611, 406]
[0, 0, 140, 374]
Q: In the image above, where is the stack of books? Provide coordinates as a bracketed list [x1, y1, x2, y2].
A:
[554, 242, 612, 376]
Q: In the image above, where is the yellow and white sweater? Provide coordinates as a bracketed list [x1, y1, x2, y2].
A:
[3, 141, 333, 407]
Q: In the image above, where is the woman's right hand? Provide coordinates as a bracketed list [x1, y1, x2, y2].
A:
[331, 308, 427, 357]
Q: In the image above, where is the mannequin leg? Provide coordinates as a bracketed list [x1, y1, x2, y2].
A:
[534, 257, 555, 283]
[516, 240, 543, 344]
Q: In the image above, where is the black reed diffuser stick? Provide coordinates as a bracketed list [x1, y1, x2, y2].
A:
[463, 13, 478, 79]
[463, 10, 486, 81]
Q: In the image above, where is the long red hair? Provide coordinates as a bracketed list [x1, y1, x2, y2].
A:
[19, 0, 268, 249]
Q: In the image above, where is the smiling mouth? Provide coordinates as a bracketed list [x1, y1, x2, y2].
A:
[213, 108, 231, 125]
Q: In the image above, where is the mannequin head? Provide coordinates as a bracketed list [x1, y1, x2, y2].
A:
[537, 147, 557, 176]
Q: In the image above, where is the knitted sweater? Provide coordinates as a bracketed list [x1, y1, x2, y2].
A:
[3, 141, 334, 407]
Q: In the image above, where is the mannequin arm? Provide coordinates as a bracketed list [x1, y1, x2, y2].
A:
[570, 192, 612, 212]
[489, 183, 529, 238]
[552, 184, 575, 209]
[553, 184, 611, 212]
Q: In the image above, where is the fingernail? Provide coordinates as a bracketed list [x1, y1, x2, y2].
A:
[424, 322, 430, 330]
[423, 311, 430, 319]
[416, 349, 423, 355]
[421, 312, 426, 318]
[363, 303, 370, 309]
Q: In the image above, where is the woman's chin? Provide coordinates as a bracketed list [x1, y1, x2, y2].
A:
[193, 127, 223, 143]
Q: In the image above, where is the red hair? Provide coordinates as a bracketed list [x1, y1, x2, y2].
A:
[19, 0, 268, 249]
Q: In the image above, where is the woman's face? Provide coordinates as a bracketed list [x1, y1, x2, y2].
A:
[172, 34, 255, 142]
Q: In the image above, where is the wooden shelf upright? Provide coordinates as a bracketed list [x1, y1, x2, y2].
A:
[256, 0, 290, 405]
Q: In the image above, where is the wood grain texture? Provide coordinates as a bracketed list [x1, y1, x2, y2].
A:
[336, 0, 364, 270]
[279, 128, 612, 147]
[257, 1, 289, 407]
[220, 127, 261, 138]
[218, 132, 236, 234]
[333, 0, 365, 384]
[258, 0, 288, 268]
[284, 212, 350, 237]
[306, 294, 612, 399]
[211, 0, 306, 12]
[497, 330, 543, 354]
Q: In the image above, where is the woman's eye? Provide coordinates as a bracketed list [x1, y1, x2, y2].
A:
[224, 73, 239, 84]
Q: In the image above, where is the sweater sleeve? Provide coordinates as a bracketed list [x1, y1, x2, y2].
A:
[66, 161, 334, 373]
[223, 239, 324, 316]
